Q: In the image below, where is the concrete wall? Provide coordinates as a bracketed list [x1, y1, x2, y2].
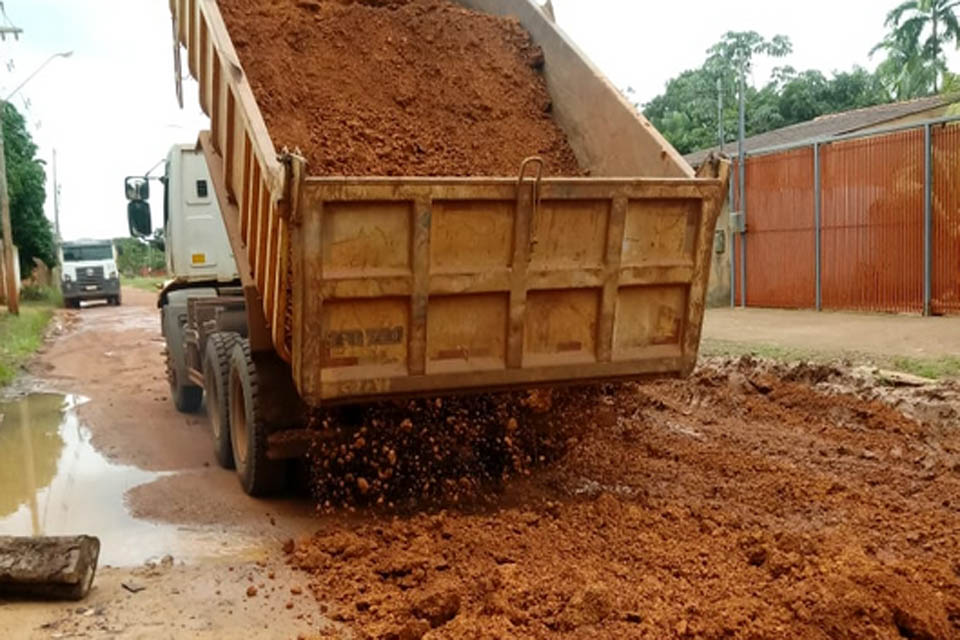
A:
[706, 198, 732, 307]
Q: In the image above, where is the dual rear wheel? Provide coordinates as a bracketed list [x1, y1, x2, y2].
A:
[203, 333, 284, 496]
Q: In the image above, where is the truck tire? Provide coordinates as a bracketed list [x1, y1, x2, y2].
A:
[167, 350, 203, 413]
[203, 332, 241, 469]
[228, 339, 284, 496]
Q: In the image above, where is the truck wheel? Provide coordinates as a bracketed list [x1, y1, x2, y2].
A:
[228, 339, 284, 496]
[112, 293, 122, 306]
[203, 332, 241, 469]
[167, 351, 203, 413]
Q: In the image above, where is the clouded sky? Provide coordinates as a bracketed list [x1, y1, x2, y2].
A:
[1, 0, 957, 241]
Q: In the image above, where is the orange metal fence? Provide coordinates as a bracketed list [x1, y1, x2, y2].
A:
[731, 118, 960, 315]
[743, 147, 816, 309]
[820, 129, 925, 313]
[932, 123, 960, 315]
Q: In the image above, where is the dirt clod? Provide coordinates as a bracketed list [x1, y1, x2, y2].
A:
[246, 585, 258, 598]
[410, 587, 461, 628]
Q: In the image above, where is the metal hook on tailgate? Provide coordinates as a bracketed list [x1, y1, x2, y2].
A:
[517, 156, 544, 258]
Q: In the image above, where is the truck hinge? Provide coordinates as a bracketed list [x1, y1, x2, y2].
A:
[277, 150, 306, 225]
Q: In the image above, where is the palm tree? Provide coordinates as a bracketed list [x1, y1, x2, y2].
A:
[872, 0, 960, 94]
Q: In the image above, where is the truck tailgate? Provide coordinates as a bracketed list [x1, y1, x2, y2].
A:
[291, 174, 726, 404]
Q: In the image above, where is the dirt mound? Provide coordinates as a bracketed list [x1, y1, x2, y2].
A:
[285, 360, 960, 638]
[218, 0, 584, 176]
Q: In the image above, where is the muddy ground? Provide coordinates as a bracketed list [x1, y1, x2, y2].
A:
[1, 290, 959, 639]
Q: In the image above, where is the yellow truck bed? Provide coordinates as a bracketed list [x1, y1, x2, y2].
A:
[172, 0, 729, 406]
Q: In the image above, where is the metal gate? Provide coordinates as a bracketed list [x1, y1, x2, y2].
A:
[731, 116, 960, 315]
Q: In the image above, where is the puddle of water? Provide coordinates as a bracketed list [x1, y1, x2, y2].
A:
[0, 393, 260, 566]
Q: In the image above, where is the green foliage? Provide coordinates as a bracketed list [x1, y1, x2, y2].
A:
[19, 283, 62, 306]
[124, 276, 166, 292]
[701, 338, 960, 380]
[775, 67, 891, 124]
[0, 306, 52, 386]
[2, 103, 54, 275]
[890, 355, 960, 380]
[641, 30, 893, 155]
[872, 0, 960, 97]
[705, 31, 793, 79]
[114, 237, 166, 276]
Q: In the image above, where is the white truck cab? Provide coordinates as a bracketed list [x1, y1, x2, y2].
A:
[160, 144, 238, 283]
[59, 239, 121, 308]
[125, 145, 245, 416]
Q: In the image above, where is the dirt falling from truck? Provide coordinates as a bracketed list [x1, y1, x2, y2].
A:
[304, 387, 591, 510]
[217, 0, 585, 176]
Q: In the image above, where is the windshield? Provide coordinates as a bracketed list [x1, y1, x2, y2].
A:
[62, 245, 113, 262]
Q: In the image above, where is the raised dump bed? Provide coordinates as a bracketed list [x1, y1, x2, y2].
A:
[170, 0, 729, 406]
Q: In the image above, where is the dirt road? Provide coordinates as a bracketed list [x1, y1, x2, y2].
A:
[2, 289, 959, 639]
[0, 289, 323, 638]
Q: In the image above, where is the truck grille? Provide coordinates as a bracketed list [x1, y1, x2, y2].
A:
[76, 266, 104, 285]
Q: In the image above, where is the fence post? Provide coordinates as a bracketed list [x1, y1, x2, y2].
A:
[814, 142, 822, 311]
[923, 123, 932, 317]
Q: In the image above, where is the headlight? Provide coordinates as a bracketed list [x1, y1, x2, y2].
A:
[109, 270, 118, 279]
[63, 274, 72, 282]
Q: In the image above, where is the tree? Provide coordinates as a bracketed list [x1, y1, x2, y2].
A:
[872, 0, 960, 96]
[775, 66, 890, 123]
[1, 102, 54, 275]
[705, 31, 793, 83]
[641, 32, 893, 155]
[114, 236, 166, 276]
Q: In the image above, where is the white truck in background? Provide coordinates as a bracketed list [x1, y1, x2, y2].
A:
[59, 239, 122, 308]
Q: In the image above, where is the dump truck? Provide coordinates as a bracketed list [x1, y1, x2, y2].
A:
[124, 0, 729, 496]
[59, 239, 122, 308]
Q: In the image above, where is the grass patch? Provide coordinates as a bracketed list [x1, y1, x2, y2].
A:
[889, 356, 960, 380]
[0, 305, 54, 386]
[123, 276, 166, 293]
[700, 338, 832, 364]
[20, 283, 63, 307]
[700, 338, 960, 381]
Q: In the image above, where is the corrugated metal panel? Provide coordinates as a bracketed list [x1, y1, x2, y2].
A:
[820, 130, 925, 313]
[743, 148, 816, 308]
[932, 123, 960, 315]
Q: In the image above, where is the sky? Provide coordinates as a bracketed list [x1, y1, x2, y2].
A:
[1, 0, 958, 242]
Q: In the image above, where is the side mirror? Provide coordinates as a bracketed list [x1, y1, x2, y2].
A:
[125, 176, 149, 201]
[128, 200, 152, 238]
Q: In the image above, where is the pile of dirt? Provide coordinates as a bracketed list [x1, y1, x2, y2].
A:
[217, 0, 584, 176]
[285, 359, 960, 638]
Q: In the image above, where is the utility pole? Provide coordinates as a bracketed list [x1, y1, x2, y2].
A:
[52, 148, 59, 242]
[0, 48, 72, 315]
[0, 23, 20, 313]
[0, 106, 15, 313]
[717, 77, 724, 154]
